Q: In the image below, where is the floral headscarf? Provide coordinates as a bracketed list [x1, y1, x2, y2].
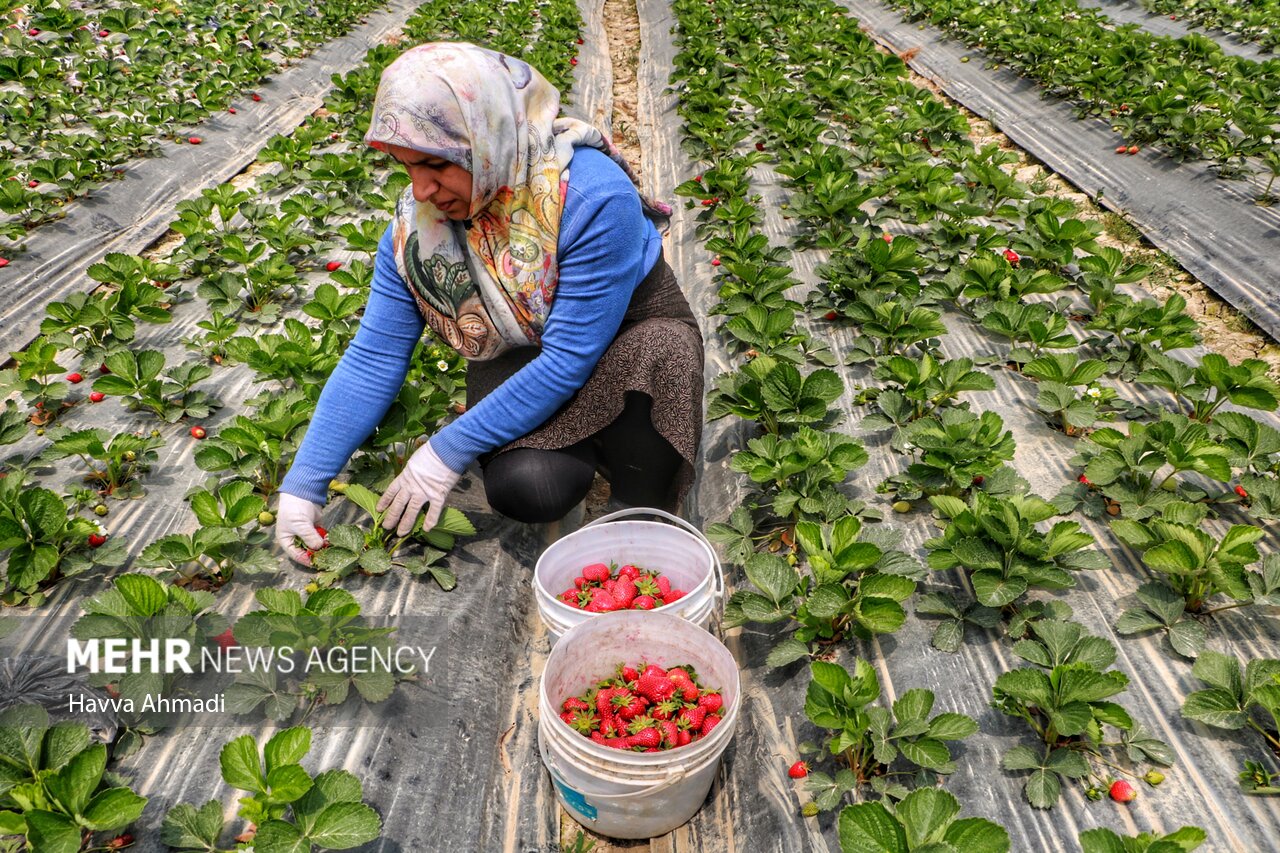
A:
[364, 42, 672, 360]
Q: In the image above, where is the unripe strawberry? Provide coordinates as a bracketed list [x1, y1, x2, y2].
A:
[94, 504, 108, 517]
[1109, 779, 1136, 803]
[258, 511, 275, 525]
[892, 500, 912, 513]
[881, 233, 892, 243]
[801, 802, 819, 817]
[1144, 770, 1165, 786]
[788, 760, 809, 778]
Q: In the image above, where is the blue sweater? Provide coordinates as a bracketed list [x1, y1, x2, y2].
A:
[280, 146, 665, 505]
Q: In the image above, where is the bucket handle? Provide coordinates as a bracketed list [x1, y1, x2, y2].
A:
[585, 507, 724, 602]
[544, 747, 689, 801]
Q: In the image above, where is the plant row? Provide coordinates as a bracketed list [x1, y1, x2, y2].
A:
[1139, 0, 1280, 53]
[885, 0, 1280, 200]
[1, 0, 586, 849]
[672, 0, 1278, 845]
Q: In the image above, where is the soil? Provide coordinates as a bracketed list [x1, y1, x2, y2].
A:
[888, 50, 1280, 379]
[603, 0, 644, 179]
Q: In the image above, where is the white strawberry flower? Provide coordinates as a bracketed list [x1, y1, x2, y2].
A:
[436, 360, 449, 372]
[1085, 386, 1102, 399]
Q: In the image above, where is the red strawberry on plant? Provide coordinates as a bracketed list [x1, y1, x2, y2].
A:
[88, 533, 109, 548]
[824, 310, 838, 320]
[326, 261, 342, 271]
[213, 628, 236, 650]
[251, 93, 262, 101]
[27, 180, 38, 188]
[188, 136, 202, 144]
[1109, 780, 1136, 803]
[576, 37, 583, 44]
[89, 391, 105, 402]
[788, 761, 809, 779]
[755, 142, 765, 152]
[67, 372, 83, 383]
[0, 258, 8, 268]
[882, 233, 892, 243]
[99, 29, 109, 37]
[1115, 145, 1127, 154]
[711, 257, 721, 266]
[190, 425, 206, 439]
[1078, 474, 1091, 486]
[570, 57, 578, 66]
[314, 525, 327, 539]
[1235, 485, 1249, 499]
[1004, 249, 1020, 265]
[228, 107, 237, 114]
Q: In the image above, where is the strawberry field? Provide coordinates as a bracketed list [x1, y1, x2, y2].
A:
[1, 0, 1279, 849]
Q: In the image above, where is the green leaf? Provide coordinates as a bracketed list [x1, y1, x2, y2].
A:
[1078, 828, 1126, 853]
[1181, 689, 1247, 729]
[253, 818, 309, 853]
[1191, 650, 1242, 695]
[893, 689, 934, 724]
[0, 810, 24, 836]
[895, 787, 960, 847]
[24, 810, 81, 853]
[266, 764, 313, 805]
[114, 574, 168, 618]
[927, 713, 978, 741]
[744, 553, 799, 604]
[1167, 619, 1207, 658]
[160, 800, 224, 849]
[898, 738, 954, 773]
[971, 572, 1027, 608]
[765, 637, 810, 668]
[80, 786, 147, 831]
[1001, 745, 1042, 771]
[220, 734, 264, 793]
[1023, 770, 1060, 809]
[943, 817, 1010, 853]
[838, 801, 907, 853]
[306, 801, 382, 849]
[45, 741, 105, 816]
[264, 726, 311, 774]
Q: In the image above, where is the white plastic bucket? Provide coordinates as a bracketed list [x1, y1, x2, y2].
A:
[538, 610, 741, 838]
[534, 507, 724, 644]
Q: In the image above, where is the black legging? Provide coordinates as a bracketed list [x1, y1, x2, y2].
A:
[481, 391, 683, 523]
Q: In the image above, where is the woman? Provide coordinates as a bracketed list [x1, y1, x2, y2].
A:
[274, 42, 705, 566]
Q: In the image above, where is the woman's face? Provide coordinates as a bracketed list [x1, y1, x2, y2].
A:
[383, 142, 474, 219]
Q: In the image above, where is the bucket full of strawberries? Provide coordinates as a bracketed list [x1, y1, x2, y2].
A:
[534, 507, 724, 644]
[538, 609, 740, 838]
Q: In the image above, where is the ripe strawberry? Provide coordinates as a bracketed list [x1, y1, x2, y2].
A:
[576, 37, 583, 44]
[617, 563, 640, 580]
[664, 589, 686, 604]
[626, 728, 662, 750]
[0, 258, 8, 268]
[824, 310, 838, 320]
[326, 261, 342, 271]
[641, 664, 667, 679]
[566, 710, 599, 734]
[632, 595, 656, 610]
[89, 391, 105, 402]
[607, 577, 637, 607]
[698, 692, 723, 714]
[659, 719, 679, 746]
[1078, 474, 1091, 485]
[649, 697, 682, 721]
[1235, 485, 1249, 499]
[562, 696, 590, 714]
[701, 714, 722, 736]
[636, 672, 677, 703]
[595, 687, 619, 717]
[590, 731, 606, 744]
[570, 57, 578, 66]
[693, 175, 702, 182]
[559, 589, 581, 608]
[788, 760, 809, 779]
[1109, 779, 1136, 803]
[67, 372, 83, 383]
[611, 690, 646, 721]
[213, 628, 236, 650]
[755, 142, 765, 152]
[189, 425, 206, 439]
[602, 735, 630, 749]
[228, 107, 237, 114]
[972, 475, 985, 486]
[620, 665, 640, 683]
[88, 533, 107, 548]
[314, 525, 328, 539]
[1004, 249, 1020, 265]
[882, 233, 892, 243]
[98, 29, 109, 37]
[251, 93, 262, 101]
[711, 257, 721, 267]
[188, 136, 202, 144]
[700, 198, 715, 206]
[28, 28, 39, 36]
[581, 562, 611, 583]
[676, 729, 692, 746]
[27, 180, 38, 188]
[1127, 146, 1139, 155]
[585, 587, 620, 613]
[678, 705, 707, 730]
[106, 833, 134, 849]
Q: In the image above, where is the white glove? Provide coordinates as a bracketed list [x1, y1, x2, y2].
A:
[377, 440, 462, 537]
[275, 492, 325, 567]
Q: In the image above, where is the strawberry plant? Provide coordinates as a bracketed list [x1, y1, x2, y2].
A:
[835, 788, 1008, 853]
[137, 478, 275, 587]
[1110, 504, 1273, 614]
[980, 301, 1076, 363]
[0, 472, 126, 606]
[308, 483, 473, 588]
[729, 426, 869, 524]
[1075, 246, 1153, 313]
[224, 318, 343, 392]
[923, 492, 1106, 628]
[724, 515, 923, 664]
[0, 704, 147, 851]
[1180, 650, 1280, 796]
[1079, 826, 1206, 852]
[225, 588, 407, 722]
[1137, 352, 1280, 423]
[182, 310, 241, 364]
[1056, 414, 1235, 519]
[69, 573, 228, 747]
[301, 283, 365, 344]
[40, 272, 174, 359]
[882, 409, 1019, 500]
[707, 354, 844, 434]
[1115, 581, 1210, 659]
[0, 338, 71, 423]
[843, 294, 947, 361]
[90, 348, 222, 423]
[992, 620, 1173, 809]
[813, 234, 925, 307]
[1087, 293, 1200, 378]
[194, 388, 314, 497]
[859, 354, 996, 451]
[161, 726, 382, 851]
[802, 659, 979, 809]
[39, 427, 164, 500]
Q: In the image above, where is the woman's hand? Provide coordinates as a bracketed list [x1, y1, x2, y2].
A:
[377, 441, 461, 537]
[275, 493, 325, 567]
